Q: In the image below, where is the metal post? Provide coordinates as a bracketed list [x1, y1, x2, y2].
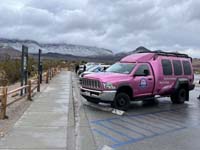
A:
[38, 49, 42, 84]
[20, 46, 24, 96]
[37, 75, 40, 92]
[21, 45, 28, 95]
[40, 63, 43, 83]
[24, 48, 28, 94]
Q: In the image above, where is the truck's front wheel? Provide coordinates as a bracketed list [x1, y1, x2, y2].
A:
[113, 93, 130, 111]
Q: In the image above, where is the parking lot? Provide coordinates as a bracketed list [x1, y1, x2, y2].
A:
[74, 74, 200, 150]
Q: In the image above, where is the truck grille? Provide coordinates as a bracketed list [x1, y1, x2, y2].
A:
[81, 78, 101, 89]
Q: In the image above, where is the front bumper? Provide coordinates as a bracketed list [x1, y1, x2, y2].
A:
[80, 87, 116, 102]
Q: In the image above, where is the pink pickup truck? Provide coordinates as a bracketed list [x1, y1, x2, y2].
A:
[80, 52, 195, 110]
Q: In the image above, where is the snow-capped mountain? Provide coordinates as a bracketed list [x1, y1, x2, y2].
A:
[0, 38, 113, 57]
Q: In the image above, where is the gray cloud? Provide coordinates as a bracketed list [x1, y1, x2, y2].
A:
[0, 0, 200, 57]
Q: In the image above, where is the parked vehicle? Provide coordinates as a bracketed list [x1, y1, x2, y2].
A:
[79, 65, 110, 80]
[85, 62, 96, 68]
[77, 64, 96, 75]
[80, 51, 195, 110]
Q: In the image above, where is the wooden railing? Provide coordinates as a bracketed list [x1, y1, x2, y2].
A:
[0, 67, 61, 119]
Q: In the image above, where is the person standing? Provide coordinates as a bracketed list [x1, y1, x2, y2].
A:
[83, 64, 86, 72]
[75, 64, 79, 74]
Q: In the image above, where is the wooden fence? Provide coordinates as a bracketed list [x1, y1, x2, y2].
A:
[0, 67, 61, 119]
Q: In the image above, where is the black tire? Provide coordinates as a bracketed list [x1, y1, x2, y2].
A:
[171, 88, 187, 104]
[113, 93, 130, 111]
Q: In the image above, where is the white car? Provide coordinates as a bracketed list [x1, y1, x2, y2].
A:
[79, 65, 110, 80]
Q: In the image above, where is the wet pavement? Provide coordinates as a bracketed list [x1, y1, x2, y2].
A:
[1, 72, 200, 150]
[0, 71, 71, 150]
[74, 73, 200, 150]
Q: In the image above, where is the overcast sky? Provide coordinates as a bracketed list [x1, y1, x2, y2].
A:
[0, 0, 199, 56]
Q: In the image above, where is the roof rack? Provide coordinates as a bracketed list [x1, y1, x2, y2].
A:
[138, 51, 191, 59]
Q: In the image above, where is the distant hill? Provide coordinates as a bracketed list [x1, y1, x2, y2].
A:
[0, 38, 113, 57]
[132, 46, 151, 53]
[114, 46, 151, 60]
[0, 46, 21, 60]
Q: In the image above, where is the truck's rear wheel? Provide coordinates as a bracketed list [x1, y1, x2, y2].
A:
[113, 93, 130, 111]
[171, 88, 187, 104]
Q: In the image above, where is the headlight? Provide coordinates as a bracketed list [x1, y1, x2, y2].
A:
[103, 82, 116, 90]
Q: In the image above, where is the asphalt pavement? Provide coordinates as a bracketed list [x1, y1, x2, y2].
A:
[74, 73, 200, 150]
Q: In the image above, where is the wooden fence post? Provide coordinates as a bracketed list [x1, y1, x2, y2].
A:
[49, 69, 52, 80]
[52, 68, 54, 76]
[27, 80, 32, 101]
[51, 68, 54, 78]
[56, 67, 58, 74]
[0, 86, 8, 119]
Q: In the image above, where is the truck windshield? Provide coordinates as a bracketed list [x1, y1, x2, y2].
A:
[106, 63, 136, 74]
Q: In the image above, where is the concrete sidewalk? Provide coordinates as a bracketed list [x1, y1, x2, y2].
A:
[0, 71, 71, 150]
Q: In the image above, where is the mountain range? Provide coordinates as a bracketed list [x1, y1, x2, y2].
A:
[0, 38, 151, 62]
[0, 38, 113, 57]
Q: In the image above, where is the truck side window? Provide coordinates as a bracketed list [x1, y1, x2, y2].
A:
[182, 61, 192, 75]
[135, 64, 150, 76]
[161, 59, 172, 75]
[173, 60, 182, 75]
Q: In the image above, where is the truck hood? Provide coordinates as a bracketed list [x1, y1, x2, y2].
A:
[84, 72, 131, 83]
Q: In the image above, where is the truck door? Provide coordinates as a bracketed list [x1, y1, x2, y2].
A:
[132, 63, 154, 97]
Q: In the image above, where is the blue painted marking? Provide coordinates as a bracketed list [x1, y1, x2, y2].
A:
[126, 109, 174, 118]
[137, 115, 180, 129]
[118, 118, 158, 135]
[108, 120, 146, 137]
[149, 114, 183, 127]
[91, 108, 182, 124]
[92, 128, 120, 143]
[155, 113, 185, 123]
[91, 117, 118, 124]
[96, 122, 133, 140]
[129, 117, 166, 131]
[111, 127, 186, 148]
[91, 108, 189, 148]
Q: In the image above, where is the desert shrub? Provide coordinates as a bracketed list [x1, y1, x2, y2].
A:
[0, 59, 21, 84]
[0, 57, 68, 84]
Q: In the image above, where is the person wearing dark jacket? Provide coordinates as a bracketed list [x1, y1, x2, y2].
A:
[75, 64, 79, 74]
[83, 65, 86, 72]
